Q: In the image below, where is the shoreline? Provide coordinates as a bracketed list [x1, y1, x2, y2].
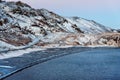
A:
[0, 45, 119, 59]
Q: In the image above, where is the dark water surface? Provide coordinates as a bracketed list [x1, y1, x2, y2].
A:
[1, 47, 120, 80]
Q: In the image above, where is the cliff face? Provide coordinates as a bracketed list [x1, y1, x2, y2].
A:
[0, 1, 119, 51]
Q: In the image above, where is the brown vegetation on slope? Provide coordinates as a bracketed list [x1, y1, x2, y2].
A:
[0, 32, 32, 46]
[97, 33, 120, 47]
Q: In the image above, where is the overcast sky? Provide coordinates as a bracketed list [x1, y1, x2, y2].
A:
[6, 0, 120, 29]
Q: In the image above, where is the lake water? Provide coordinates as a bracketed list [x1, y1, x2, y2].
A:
[0, 47, 120, 80]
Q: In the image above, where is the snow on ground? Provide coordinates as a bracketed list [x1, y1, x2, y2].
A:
[0, 41, 16, 51]
[0, 48, 45, 59]
[0, 65, 13, 69]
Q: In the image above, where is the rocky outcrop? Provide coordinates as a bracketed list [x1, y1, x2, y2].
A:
[96, 33, 120, 47]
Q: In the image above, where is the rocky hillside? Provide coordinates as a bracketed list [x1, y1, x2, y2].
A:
[0, 1, 119, 51]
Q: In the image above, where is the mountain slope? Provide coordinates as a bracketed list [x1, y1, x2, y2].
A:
[66, 17, 112, 34]
[0, 1, 119, 51]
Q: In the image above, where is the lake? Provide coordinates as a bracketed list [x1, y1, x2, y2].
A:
[0, 47, 120, 80]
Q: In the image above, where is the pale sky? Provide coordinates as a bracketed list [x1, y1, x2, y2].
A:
[6, 0, 120, 29]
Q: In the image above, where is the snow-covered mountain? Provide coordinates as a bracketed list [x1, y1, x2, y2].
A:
[0, 1, 119, 51]
[66, 17, 112, 34]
